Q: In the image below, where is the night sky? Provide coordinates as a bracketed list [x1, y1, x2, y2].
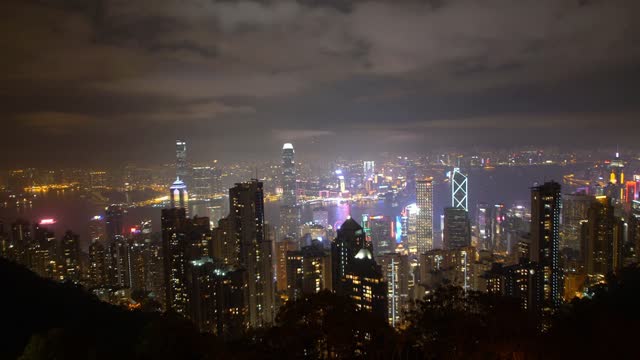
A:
[2, 0, 640, 167]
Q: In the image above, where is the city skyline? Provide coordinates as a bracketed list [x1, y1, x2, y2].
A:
[1, 1, 640, 358]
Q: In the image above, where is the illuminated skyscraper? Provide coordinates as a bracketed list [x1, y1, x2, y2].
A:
[88, 216, 106, 243]
[443, 207, 471, 250]
[280, 143, 299, 238]
[105, 205, 126, 242]
[377, 253, 410, 327]
[477, 203, 490, 250]
[366, 215, 394, 257]
[331, 217, 373, 293]
[170, 178, 188, 209]
[192, 166, 214, 199]
[282, 143, 297, 206]
[451, 168, 468, 211]
[88, 239, 106, 288]
[276, 238, 299, 292]
[416, 178, 434, 253]
[562, 193, 594, 251]
[341, 248, 387, 320]
[280, 205, 300, 240]
[107, 237, 131, 288]
[188, 258, 248, 339]
[161, 207, 190, 314]
[530, 181, 562, 313]
[59, 230, 80, 282]
[32, 220, 57, 279]
[10, 220, 31, 267]
[580, 196, 623, 278]
[176, 139, 189, 185]
[228, 180, 274, 327]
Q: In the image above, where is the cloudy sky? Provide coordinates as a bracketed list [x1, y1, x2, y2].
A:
[2, 0, 639, 167]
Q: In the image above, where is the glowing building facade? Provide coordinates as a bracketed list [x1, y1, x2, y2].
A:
[416, 178, 434, 253]
[451, 168, 468, 211]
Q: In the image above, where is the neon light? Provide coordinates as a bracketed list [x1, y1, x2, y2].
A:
[39, 219, 55, 225]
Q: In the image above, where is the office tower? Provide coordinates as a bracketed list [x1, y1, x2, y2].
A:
[530, 181, 562, 312]
[312, 206, 329, 228]
[341, 248, 387, 320]
[363, 161, 375, 182]
[59, 230, 80, 282]
[176, 140, 189, 185]
[477, 203, 490, 250]
[105, 205, 126, 242]
[211, 163, 223, 194]
[10, 220, 31, 267]
[162, 207, 190, 314]
[405, 160, 417, 198]
[367, 215, 394, 257]
[170, 178, 188, 209]
[403, 203, 419, 254]
[377, 253, 410, 327]
[331, 218, 372, 291]
[89, 215, 106, 243]
[32, 220, 58, 279]
[581, 196, 623, 278]
[626, 181, 637, 203]
[107, 237, 131, 288]
[416, 178, 434, 253]
[188, 258, 248, 339]
[443, 207, 471, 250]
[363, 161, 375, 192]
[282, 143, 297, 206]
[280, 205, 300, 240]
[192, 166, 214, 199]
[228, 180, 274, 327]
[451, 167, 468, 211]
[87, 240, 106, 288]
[491, 204, 507, 252]
[562, 193, 594, 251]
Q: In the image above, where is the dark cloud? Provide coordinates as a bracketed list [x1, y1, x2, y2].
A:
[1, 0, 639, 167]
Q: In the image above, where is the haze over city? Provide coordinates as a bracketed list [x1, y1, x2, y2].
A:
[2, 0, 640, 167]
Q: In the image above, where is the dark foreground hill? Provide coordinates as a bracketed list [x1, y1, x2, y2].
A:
[2, 257, 640, 359]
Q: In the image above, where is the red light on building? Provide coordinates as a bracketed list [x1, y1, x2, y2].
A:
[626, 181, 637, 203]
[39, 218, 55, 225]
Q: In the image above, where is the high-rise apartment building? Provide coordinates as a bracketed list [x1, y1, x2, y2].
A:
[228, 180, 274, 327]
[105, 205, 126, 242]
[530, 181, 562, 313]
[581, 196, 623, 278]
